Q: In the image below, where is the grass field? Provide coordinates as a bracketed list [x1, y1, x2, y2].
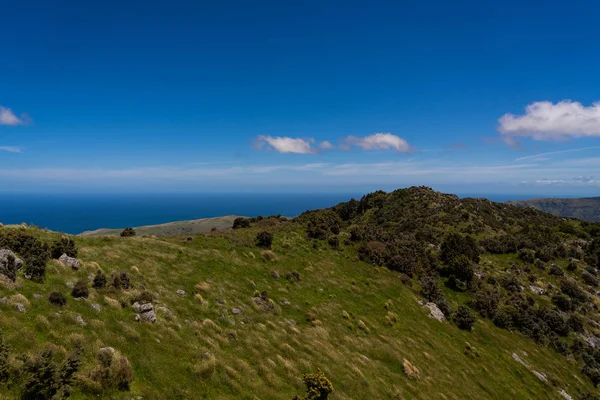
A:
[0, 222, 596, 399]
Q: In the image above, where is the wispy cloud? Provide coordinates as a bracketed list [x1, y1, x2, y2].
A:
[343, 133, 412, 153]
[319, 141, 335, 150]
[499, 100, 600, 141]
[0, 146, 22, 153]
[0, 106, 25, 126]
[515, 145, 600, 161]
[256, 135, 316, 154]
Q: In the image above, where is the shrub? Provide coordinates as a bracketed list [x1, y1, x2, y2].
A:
[560, 279, 588, 304]
[448, 255, 475, 283]
[357, 241, 387, 266]
[549, 264, 565, 276]
[420, 276, 451, 317]
[232, 217, 250, 229]
[92, 270, 107, 289]
[255, 231, 273, 249]
[49, 292, 67, 307]
[583, 271, 599, 287]
[71, 280, 89, 299]
[0, 329, 9, 383]
[120, 228, 136, 237]
[50, 236, 77, 259]
[293, 369, 334, 400]
[113, 272, 130, 290]
[470, 286, 501, 318]
[552, 294, 572, 312]
[517, 248, 536, 264]
[454, 306, 477, 331]
[327, 236, 340, 250]
[387, 253, 418, 277]
[440, 233, 480, 264]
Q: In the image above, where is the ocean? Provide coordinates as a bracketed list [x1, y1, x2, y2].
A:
[0, 192, 538, 235]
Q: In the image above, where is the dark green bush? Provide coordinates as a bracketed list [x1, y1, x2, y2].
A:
[92, 270, 107, 289]
[440, 233, 480, 264]
[120, 228, 136, 237]
[50, 236, 78, 259]
[0, 329, 9, 383]
[293, 368, 334, 400]
[255, 231, 273, 249]
[327, 236, 339, 250]
[71, 280, 89, 299]
[48, 292, 67, 307]
[454, 306, 477, 331]
[448, 255, 475, 283]
[232, 218, 250, 229]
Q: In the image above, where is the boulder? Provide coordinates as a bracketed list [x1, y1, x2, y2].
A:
[91, 303, 101, 312]
[132, 302, 141, 313]
[529, 285, 544, 295]
[98, 347, 115, 358]
[140, 310, 157, 323]
[423, 302, 445, 321]
[0, 249, 23, 281]
[33, 294, 43, 300]
[14, 303, 26, 312]
[176, 289, 186, 297]
[270, 271, 280, 279]
[140, 303, 154, 313]
[59, 254, 81, 270]
[232, 308, 242, 315]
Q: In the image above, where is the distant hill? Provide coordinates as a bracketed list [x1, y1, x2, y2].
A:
[78, 215, 241, 237]
[508, 197, 600, 222]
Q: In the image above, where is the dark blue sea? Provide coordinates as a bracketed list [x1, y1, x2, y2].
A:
[0, 192, 540, 235]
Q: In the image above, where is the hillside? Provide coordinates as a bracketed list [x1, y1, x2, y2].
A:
[508, 197, 600, 222]
[0, 186, 600, 399]
[78, 215, 241, 237]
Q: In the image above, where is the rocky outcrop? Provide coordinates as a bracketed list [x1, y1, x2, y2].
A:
[422, 302, 445, 322]
[59, 254, 81, 270]
[0, 249, 23, 281]
[135, 302, 157, 323]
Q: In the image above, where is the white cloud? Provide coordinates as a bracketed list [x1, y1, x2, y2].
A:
[319, 140, 335, 150]
[0, 146, 22, 153]
[535, 179, 565, 185]
[256, 135, 315, 154]
[499, 101, 600, 140]
[0, 106, 25, 126]
[344, 133, 412, 153]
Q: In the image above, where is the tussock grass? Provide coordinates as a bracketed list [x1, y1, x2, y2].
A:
[0, 224, 596, 399]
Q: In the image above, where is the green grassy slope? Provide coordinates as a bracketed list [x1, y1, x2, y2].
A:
[78, 215, 241, 237]
[0, 221, 597, 399]
[508, 197, 600, 222]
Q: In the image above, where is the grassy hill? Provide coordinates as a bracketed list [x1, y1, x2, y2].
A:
[508, 197, 600, 222]
[0, 186, 599, 399]
[78, 215, 241, 237]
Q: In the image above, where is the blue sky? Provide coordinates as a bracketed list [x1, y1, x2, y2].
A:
[1, 0, 600, 195]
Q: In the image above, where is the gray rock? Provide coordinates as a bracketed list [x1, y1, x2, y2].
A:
[134, 314, 141, 322]
[0, 249, 23, 281]
[140, 303, 153, 313]
[91, 303, 101, 312]
[132, 302, 141, 313]
[14, 303, 25, 312]
[98, 347, 115, 357]
[512, 353, 527, 367]
[176, 289, 186, 297]
[201, 351, 212, 360]
[32, 293, 43, 300]
[140, 310, 157, 323]
[532, 371, 547, 383]
[59, 253, 81, 270]
[0, 297, 8, 304]
[581, 334, 600, 348]
[558, 390, 573, 400]
[280, 299, 290, 306]
[253, 297, 265, 305]
[423, 302, 445, 321]
[529, 285, 544, 295]
[66, 281, 74, 289]
[76, 315, 86, 326]
[270, 271, 280, 279]
[88, 275, 94, 282]
[232, 308, 242, 315]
